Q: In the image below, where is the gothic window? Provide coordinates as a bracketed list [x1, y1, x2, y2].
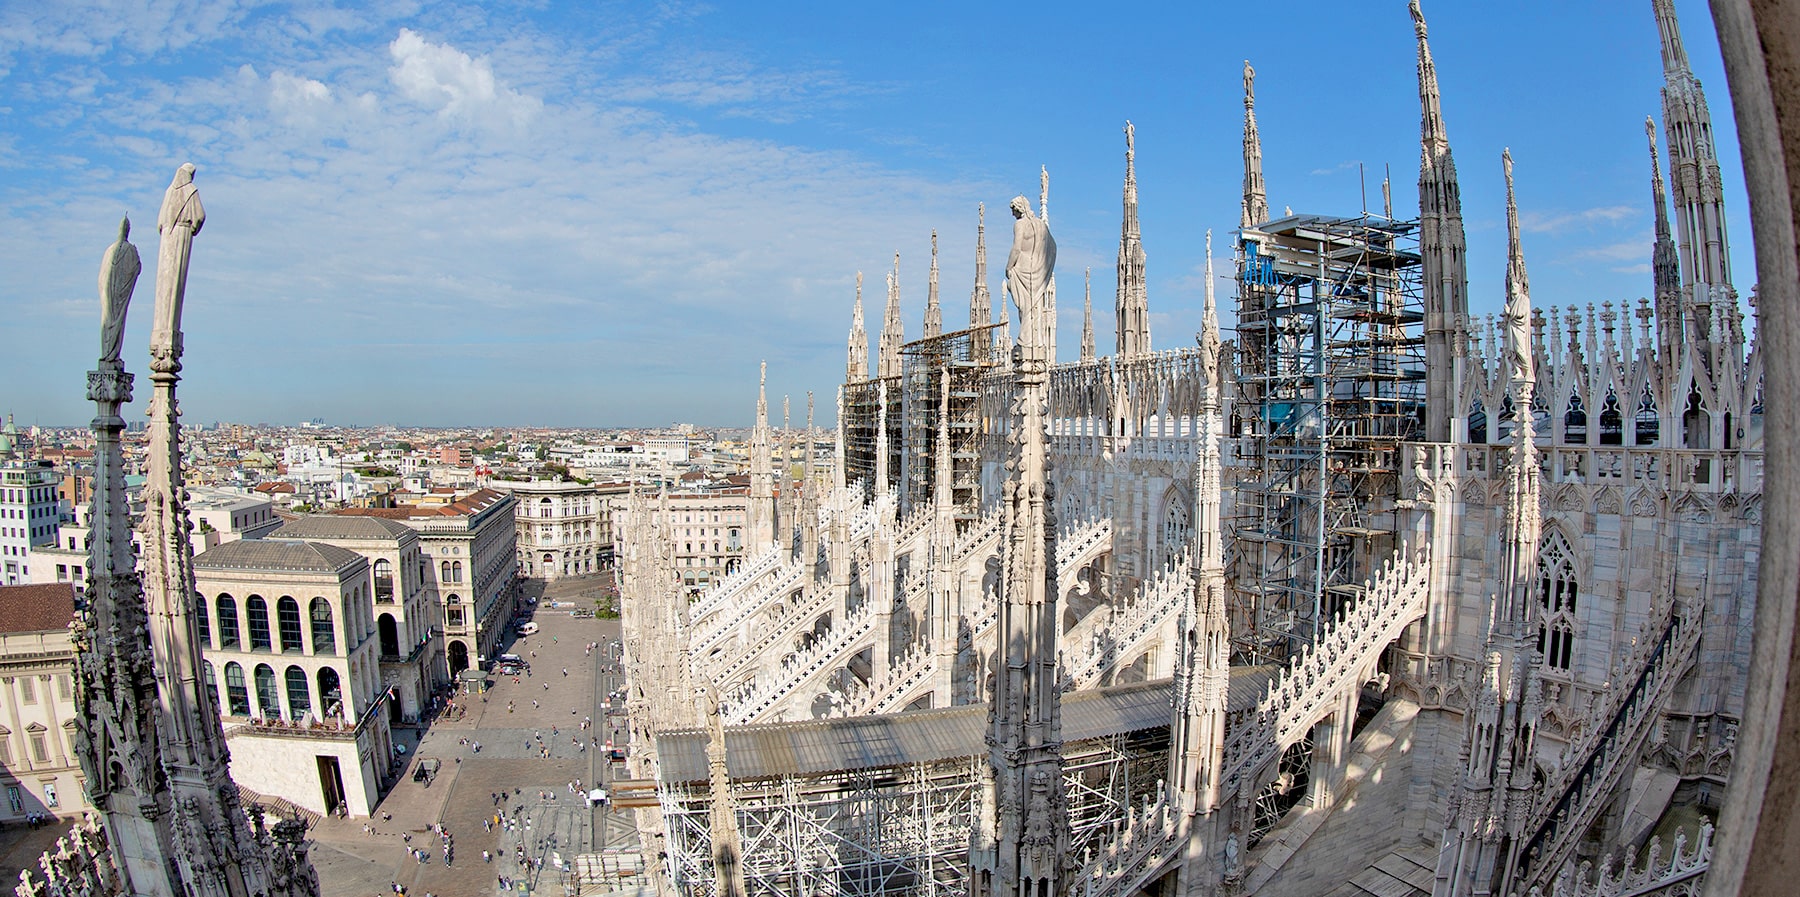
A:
[1536, 534, 1579, 673]
[1563, 391, 1587, 444]
[216, 595, 240, 648]
[1598, 392, 1624, 445]
[195, 595, 212, 647]
[285, 666, 311, 718]
[1469, 400, 1488, 445]
[373, 559, 394, 603]
[202, 662, 220, 713]
[277, 597, 304, 653]
[224, 663, 250, 717]
[1636, 388, 1660, 446]
[1682, 384, 1708, 448]
[1163, 494, 1191, 564]
[246, 596, 272, 651]
[253, 664, 279, 719]
[310, 598, 336, 654]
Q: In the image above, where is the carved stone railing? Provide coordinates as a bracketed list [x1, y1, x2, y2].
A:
[1220, 547, 1432, 796]
[1524, 822, 1712, 897]
[12, 814, 119, 897]
[724, 596, 880, 725]
[690, 562, 805, 657]
[688, 544, 787, 629]
[1063, 547, 1192, 691]
[1056, 516, 1113, 589]
[700, 566, 846, 687]
[956, 507, 1005, 558]
[1516, 600, 1702, 891]
[1076, 786, 1181, 897]
[892, 501, 935, 554]
[834, 637, 937, 716]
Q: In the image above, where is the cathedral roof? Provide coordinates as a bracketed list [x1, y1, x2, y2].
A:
[654, 671, 1273, 783]
[0, 583, 76, 634]
[194, 539, 365, 575]
[270, 515, 414, 542]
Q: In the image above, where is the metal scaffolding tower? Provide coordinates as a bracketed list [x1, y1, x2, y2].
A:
[900, 325, 1003, 521]
[1230, 213, 1425, 665]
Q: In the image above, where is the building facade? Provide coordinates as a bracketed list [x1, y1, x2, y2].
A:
[267, 515, 444, 725]
[1, 461, 60, 586]
[0, 583, 89, 823]
[191, 538, 394, 818]
[338, 488, 518, 675]
[494, 479, 629, 580]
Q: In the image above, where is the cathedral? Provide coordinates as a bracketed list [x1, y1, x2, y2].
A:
[619, 2, 1756, 896]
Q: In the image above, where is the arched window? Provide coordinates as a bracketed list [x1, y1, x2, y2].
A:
[224, 662, 250, 717]
[453, 561, 463, 583]
[1563, 391, 1587, 444]
[373, 559, 394, 602]
[317, 668, 343, 718]
[440, 560, 451, 583]
[201, 661, 220, 713]
[310, 598, 336, 654]
[253, 664, 279, 719]
[245, 596, 272, 651]
[1536, 534, 1579, 673]
[378, 614, 400, 658]
[285, 666, 311, 719]
[215, 595, 240, 648]
[1469, 400, 1488, 445]
[276, 597, 303, 653]
[1598, 392, 1624, 446]
[195, 594, 212, 647]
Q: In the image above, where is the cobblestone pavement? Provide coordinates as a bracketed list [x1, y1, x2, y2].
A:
[307, 578, 630, 897]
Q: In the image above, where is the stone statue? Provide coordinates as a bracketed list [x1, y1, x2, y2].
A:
[1003, 195, 1056, 347]
[152, 163, 205, 362]
[98, 217, 140, 364]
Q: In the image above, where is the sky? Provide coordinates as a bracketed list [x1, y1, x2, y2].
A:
[0, 1, 1754, 429]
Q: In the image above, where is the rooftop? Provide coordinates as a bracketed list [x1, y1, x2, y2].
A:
[194, 539, 366, 575]
[0, 583, 76, 634]
[271, 515, 415, 542]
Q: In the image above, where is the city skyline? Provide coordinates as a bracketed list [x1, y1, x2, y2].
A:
[0, 0, 1753, 428]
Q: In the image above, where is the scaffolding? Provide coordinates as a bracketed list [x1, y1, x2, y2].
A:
[899, 325, 1004, 522]
[843, 377, 903, 495]
[1229, 213, 1425, 665]
[656, 730, 1167, 897]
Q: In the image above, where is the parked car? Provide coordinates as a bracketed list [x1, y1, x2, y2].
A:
[517, 621, 540, 635]
[608, 748, 627, 763]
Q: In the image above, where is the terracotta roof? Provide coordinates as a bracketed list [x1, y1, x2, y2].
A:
[193, 539, 365, 574]
[0, 584, 77, 634]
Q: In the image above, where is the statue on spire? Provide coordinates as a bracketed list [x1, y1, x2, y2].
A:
[1004, 196, 1056, 352]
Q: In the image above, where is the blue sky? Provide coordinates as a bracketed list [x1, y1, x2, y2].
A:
[0, 1, 1752, 428]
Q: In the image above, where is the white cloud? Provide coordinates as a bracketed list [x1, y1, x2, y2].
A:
[387, 28, 539, 128]
[270, 70, 331, 105]
[1521, 205, 1637, 234]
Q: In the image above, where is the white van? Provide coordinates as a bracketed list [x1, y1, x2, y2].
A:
[517, 622, 540, 636]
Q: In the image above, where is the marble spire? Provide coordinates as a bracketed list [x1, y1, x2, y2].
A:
[879, 253, 904, 378]
[847, 272, 868, 382]
[79, 165, 318, 897]
[749, 362, 776, 550]
[1171, 229, 1229, 892]
[1240, 61, 1269, 229]
[1412, 0, 1469, 443]
[1437, 150, 1544, 897]
[1080, 267, 1096, 363]
[1040, 167, 1057, 362]
[972, 203, 993, 361]
[1648, 117, 1683, 365]
[1116, 121, 1151, 358]
[925, 230, 943, 339]
[1652, 0, 1733, 356]
[971, 190, 1067, 897]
